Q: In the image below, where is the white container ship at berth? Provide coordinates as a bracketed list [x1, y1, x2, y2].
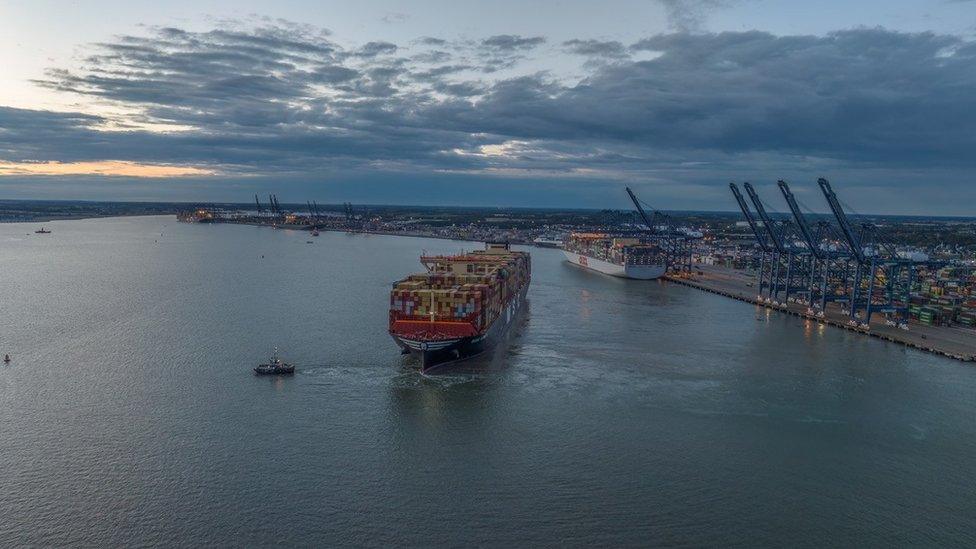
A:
[561, 233, 667, 280]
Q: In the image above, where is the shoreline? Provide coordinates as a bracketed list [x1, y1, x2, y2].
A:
[666, 266, 976, 363]
[205, 218, 538, 246]
[0, 212, 177, 224]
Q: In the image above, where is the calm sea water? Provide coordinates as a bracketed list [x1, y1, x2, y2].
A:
[1, 216, 975, 547]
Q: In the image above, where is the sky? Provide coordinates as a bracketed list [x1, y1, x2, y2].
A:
[1, 0, 975, 213]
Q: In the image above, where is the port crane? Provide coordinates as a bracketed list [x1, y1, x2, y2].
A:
[817, 178, 914, 326]
[625, 187, 693, 274]
[742, 182, 812, 304]
[731, 177, 933, 329]
[777, 180, 852, 314]
[306, 200, 318, 224]
[730, 183, 774, 296]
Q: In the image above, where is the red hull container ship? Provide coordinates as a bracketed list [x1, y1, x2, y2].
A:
[389, 242, 531, 373]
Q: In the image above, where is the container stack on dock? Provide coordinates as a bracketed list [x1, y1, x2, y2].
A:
[909, 266, 976, 328]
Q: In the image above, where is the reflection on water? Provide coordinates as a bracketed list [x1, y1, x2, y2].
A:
[1, 217, 975, 547]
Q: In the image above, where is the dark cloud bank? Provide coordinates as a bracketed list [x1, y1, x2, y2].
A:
[2, 23, 976, 212]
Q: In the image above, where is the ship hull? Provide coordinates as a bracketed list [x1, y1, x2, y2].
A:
[561, 250, 666, 280]
[393, 285, 528, 373]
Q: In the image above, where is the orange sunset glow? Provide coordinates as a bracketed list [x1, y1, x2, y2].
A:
[0, 160, 216, 177]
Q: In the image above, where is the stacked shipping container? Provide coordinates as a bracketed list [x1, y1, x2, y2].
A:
[389, 244, 531, 336]
[908, 266, 976, 328]
[563, 233, 664, 266]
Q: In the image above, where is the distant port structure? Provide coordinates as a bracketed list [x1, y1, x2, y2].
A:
[729, 178, 935, 328]
[681, 177, 976, 361]
[175, 185, 975, 361]
[177, 188, 701, 275]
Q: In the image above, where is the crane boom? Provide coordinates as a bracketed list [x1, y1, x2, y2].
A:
[254, 194, 261, 212]
[777, 180, 822, 259]
[729, 183, 769, 253]
[625, 187, 655, 232]
[743, 182, 787, 253]
[817, 178, 865, 264]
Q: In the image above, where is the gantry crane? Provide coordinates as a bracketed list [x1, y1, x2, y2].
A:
[730, 183, 773, 296]
[818, 177, 914, 326]
[625, 187, 693, 274]
[777, 180, 852, 314]
[742, 182, 811, 304]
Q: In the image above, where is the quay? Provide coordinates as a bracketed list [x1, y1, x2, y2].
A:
[667, 265, 976, 362]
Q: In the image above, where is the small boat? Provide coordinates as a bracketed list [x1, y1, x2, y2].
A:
[35, 228, 51, 234]
[311, 229, 320, 236]
[254, 348, 294, 375]
[3, 354, 9, 363]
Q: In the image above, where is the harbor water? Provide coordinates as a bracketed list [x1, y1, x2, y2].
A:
[1, 216, 975, 546]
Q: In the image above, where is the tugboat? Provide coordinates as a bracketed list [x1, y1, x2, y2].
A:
[35, 228, 51, 234]
[254, 348, 294, 375]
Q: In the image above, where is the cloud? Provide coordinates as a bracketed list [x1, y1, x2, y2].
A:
[563, 39, 628, 59]
[8, 23, 976, 211]
[481, 34, 546, 51]
[656, 0, 738, 32]
[311, 64, 360, 83]
[416, 36, 447, 46]
[380, 12, 409, 24]
[355, 41, 398, 57]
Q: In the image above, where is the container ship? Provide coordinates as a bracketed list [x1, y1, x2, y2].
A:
[389, 242, 531, 372]
[562, 233, 666, 280]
